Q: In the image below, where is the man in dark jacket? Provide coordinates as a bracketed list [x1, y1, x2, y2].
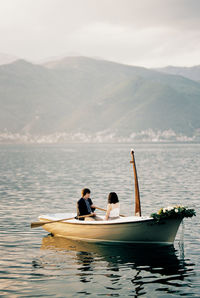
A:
[77, 188, 96, 220]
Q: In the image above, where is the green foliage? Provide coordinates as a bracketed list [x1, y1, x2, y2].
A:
[151, 206, 196, 222]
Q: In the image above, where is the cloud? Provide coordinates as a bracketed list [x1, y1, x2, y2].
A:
[0, 0, 200, 66]
[67, 22, 200, 67]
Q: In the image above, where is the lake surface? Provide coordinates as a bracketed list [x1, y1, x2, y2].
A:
[0, 143, 199, 297]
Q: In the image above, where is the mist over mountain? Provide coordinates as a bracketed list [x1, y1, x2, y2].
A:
[155, 65, 200, 82]
[0, 57, 200, 143]
[0, 53, 18, 65]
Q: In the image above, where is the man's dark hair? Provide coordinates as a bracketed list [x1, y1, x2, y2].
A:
[81, 188, 91, 197]
[108, 192, 119, 204]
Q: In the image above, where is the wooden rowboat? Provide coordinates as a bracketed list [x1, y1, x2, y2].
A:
[38, 213, 182, 245]
[33, 150, 185, 245]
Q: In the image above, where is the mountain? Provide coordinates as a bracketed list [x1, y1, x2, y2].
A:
[0, 57, 200, 143]
[155, 65, 200, 82]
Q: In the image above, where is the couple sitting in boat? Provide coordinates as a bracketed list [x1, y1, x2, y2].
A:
[77, 188, 120, 221]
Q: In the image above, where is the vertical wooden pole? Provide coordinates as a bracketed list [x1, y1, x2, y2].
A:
[130, 150, 142, 216]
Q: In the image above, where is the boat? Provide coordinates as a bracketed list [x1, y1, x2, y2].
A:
[31, 150, 194, 245]
[38, 213, 182, 245]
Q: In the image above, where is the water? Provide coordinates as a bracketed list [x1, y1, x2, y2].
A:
[0, 143, 199, 297]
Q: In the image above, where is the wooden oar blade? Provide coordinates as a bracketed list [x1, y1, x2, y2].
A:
[31, 221, 48, 228]
[31, 214, 93, 228]
[31, 218, 73, 228]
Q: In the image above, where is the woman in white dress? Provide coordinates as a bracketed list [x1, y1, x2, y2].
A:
[105, 192, 120, 220]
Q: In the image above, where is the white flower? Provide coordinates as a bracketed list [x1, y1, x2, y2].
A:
[175, 209, 179, 213]
[166, 206, 173, 211]
[163, 208, 166, 213]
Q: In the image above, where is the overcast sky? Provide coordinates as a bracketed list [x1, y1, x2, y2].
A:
[0, 0, 200, 67]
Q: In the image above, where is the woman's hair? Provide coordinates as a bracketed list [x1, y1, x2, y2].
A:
[108, 192, 119, 204]
[81, 188, 91, 197]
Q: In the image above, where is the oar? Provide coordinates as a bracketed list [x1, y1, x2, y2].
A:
[95, 206, 126, 217]
[31, 213, 94, 229]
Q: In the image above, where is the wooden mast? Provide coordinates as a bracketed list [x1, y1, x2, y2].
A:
[130, 150, 142, 216]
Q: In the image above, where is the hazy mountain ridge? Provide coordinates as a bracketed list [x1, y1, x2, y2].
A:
[0, 53, 18, 65]
[155, 65, 200, 82]
[0, 57, 200, 143]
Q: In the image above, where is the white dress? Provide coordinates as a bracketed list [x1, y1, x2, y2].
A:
[108, 204, 120, 219]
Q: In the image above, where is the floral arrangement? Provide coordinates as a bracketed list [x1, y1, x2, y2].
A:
[151, 205, 196, 222]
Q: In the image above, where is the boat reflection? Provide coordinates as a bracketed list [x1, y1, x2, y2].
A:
[40, 235, 194, 296]
[41, 235, 189, 273]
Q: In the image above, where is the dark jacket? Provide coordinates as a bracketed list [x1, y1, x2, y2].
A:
[77, 197, 95, 219]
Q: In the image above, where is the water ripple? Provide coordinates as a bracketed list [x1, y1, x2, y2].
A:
[0, 143, 199, 297]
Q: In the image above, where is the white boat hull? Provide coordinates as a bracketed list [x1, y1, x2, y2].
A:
[39, 213, 182, 245]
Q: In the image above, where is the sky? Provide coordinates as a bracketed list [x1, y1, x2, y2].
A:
[0, 0, 200, 67]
